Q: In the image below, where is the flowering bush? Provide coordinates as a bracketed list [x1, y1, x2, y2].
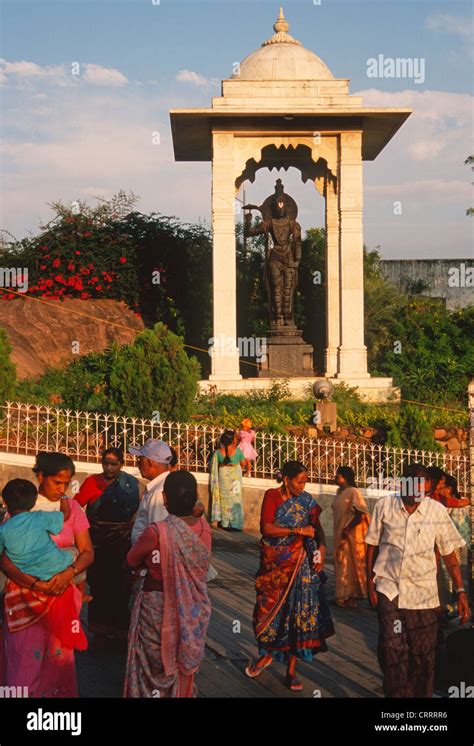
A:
[0, 192, 213, 376]
[0, 194, 140, 307]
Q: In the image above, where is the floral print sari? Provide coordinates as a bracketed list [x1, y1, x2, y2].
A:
[253, 490, 335, 661]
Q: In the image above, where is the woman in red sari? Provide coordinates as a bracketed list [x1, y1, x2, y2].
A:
[245, 461, 335, 691]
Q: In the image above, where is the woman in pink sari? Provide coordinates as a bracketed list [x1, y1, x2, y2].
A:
[0, 452, 93, 697]
[124, 470, 211, 698]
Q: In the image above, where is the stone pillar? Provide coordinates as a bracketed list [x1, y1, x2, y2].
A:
[336, 131, 369, 378]
[209, 132, 242, 381]
[324, 173, 340, 377]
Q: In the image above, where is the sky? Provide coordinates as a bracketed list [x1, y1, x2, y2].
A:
[1, 0, 473, 258]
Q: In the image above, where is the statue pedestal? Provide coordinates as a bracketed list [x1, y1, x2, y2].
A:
[258, 327, 314, 378]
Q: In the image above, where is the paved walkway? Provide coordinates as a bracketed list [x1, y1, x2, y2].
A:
[77, 528, 384, 698]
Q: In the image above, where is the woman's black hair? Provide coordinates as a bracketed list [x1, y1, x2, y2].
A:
[220, 430, 235, 466]
[102, 447, 124, 464]
[444, 474, 460, 500]
[169, 446, 178, 468]
[276, 460, 307, 484]
[2, 479, 37, 512]
[426, 466, 448, 491]
[336, 466, 356, 487]
[163, 470, 198, 517]
[33, 451, 75, 478]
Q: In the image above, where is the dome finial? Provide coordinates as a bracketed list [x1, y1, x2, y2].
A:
[274, 7, 289, 34]
[263, 6, 301, 46]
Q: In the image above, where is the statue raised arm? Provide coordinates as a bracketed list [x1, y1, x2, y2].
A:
[243, 179, 302, 329]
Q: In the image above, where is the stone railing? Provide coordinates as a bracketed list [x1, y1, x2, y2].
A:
[0, 402, 469, 497]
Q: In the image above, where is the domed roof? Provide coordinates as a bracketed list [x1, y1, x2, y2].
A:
[233, 7, 334, 82]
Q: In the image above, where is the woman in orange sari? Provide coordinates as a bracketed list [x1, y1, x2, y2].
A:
[332, 466, 370, 608]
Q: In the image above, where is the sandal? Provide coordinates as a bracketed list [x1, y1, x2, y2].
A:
[286, 676, 303, 692]
[244, 657, 272, 678]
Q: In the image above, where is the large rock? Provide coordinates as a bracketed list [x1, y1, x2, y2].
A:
[1, 299, 144, 379]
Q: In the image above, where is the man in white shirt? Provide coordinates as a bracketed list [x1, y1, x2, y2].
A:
[129, 439, 172, 545]
[366, 463, 470, 698]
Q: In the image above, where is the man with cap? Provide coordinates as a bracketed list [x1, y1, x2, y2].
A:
[129, 439, 173, 545]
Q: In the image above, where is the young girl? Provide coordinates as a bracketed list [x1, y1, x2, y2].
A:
[238, 418, 258, 478]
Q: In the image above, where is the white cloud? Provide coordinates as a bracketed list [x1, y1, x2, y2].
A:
[0, 58, 128, 88]
[0, 58, 67, 85]
[1, 82, 472, 258]
[356, 89, 472, 162]
[365, 179, 470, 204]
[176, 69, 214, 87]
[0, 82, 210, 239]
[82, 64, 128, 87]
[425, 13, 472, 40]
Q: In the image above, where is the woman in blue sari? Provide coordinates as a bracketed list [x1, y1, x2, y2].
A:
[245, 461, 334, 691]
[76, 448, 140, 641]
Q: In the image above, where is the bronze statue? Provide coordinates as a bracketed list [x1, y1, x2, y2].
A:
[244, 179, 302, 330]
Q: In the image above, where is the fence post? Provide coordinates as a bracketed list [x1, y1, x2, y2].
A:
[468, 379, 474, 610]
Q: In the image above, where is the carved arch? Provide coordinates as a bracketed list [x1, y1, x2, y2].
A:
[234, 141, 337, 196]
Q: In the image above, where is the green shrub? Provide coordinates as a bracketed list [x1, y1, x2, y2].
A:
[15, 368, 67, 406]
[386, 404, 442, 451]
[107, 323, 200, 421]
[0, 328, 16, 403]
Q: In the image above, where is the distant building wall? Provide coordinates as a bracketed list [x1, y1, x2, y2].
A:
[380, 259, 474, 310]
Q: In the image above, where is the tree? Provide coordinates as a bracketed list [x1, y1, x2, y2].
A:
[107, 323, 201, 421]
[363, 248, 407, 371]
[0, 328, 16, 404]
[377, 299, 473, 406]
[299, 228, 326, 373]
